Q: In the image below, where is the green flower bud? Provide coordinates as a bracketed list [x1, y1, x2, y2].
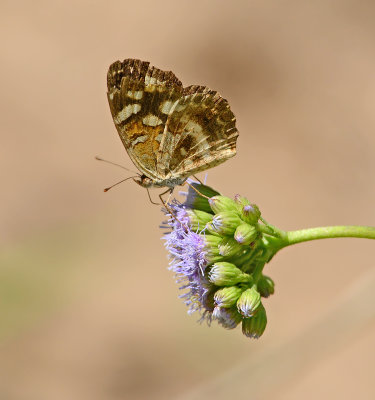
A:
[214, 286, 243, 308]
[257, 275, 275, 298]
[186, 209, 213, 231]
[234, 223, 258, 245]
[209, 262, 252, 286]
[206, 222, 219, 236]
[234, 194, 251, 208]
[242, 303, 267, 338]
[209, 196, 238, 214]
[218, 237, 243, 257]
[203, 234, 223, 264]
[237, 285, 261, 317]
[209, 212, 242, 236]
[240, 204, 261, 225]
[212, 306, 243, 329]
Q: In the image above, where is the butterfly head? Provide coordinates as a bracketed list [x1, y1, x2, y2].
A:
[133, 175, 155, 188]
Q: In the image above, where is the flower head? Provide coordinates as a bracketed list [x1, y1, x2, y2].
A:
[162, 182, 277, 338]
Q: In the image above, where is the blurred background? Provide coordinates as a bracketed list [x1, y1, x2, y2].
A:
[1, 0, 375, 399]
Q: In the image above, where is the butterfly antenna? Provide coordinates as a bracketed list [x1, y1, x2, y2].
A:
[95, 156, 139, 175]
[104, 176, 137, 192]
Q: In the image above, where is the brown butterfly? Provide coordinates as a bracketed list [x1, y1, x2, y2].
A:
[106, 59, 239, 192]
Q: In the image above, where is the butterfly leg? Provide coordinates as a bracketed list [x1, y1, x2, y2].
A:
[158, 187, 173, 205]
[159, 188, 186, 228]
[184, 181, 211, 200]
[146, 188, 160, 205]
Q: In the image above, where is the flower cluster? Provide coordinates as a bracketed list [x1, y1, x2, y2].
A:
[162, 182, 277, 339]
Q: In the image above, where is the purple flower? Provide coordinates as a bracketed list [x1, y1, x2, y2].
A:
[161, 183, 271, 339]
[163, 202, 215, 319]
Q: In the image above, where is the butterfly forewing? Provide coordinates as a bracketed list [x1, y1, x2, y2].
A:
[107, 59, 183, 179]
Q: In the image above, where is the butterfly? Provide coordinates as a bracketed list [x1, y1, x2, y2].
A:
[106, 59, 239, 191]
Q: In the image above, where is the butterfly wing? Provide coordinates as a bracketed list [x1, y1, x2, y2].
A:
[107, 59, 183, 179]
[156, 85, 238, 178]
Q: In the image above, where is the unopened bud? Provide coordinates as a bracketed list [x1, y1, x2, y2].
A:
[237, 285, 261, 317]
[234, 223, 258, 245]
[209, 212, 242, 235]
[234, 194, 251, 208]
[242, 303, 267, 338]
[202, 234, 222, 264]
[218, 237, 243, 257]
[257, 275, 275, 298]
[241, 204, 261, 225]
[209, 262, 251, 286]
[214, 286, 243, 308]
[185, 209, 213, 231]
[209, 196, 238, 214]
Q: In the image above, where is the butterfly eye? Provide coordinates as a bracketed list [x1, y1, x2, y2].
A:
[140, 176, 153, 188]
[132, 175, 153, 188]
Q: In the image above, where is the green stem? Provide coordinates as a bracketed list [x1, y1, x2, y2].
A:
[252, 260, 266, 283]
[258, 223, 287, 240]
[283, 225, 375, 247]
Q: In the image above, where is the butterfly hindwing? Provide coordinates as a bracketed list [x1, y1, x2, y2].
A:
[157, 85, 238, 178]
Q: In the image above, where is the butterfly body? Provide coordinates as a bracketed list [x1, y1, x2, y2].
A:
[133, 174, 186, 189]
[107, 59, 239, 189]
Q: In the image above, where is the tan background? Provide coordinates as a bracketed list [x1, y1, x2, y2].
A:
[1, 0, 375, 399]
